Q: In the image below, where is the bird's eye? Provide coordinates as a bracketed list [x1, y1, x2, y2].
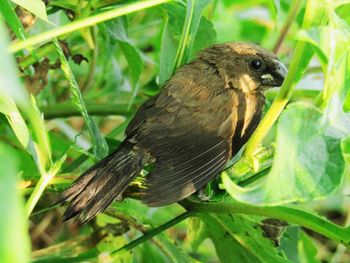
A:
[250, 59, 263, 70]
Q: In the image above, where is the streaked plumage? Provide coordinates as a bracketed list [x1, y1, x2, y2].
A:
[58, 42, 287, 221]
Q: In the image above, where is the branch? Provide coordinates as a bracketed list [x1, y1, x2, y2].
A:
[111, 211, 194, 255]
[8, 0, 173, 53]
[180, 199, 350, 247]
[41, 103, 134, 119]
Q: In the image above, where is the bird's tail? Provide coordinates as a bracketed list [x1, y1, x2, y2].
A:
[57, 141, 144, 222]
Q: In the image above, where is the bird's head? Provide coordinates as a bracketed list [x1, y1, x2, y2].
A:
[198, 42, 288, 93]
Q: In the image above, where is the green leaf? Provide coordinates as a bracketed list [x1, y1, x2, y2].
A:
[10, 0, 50, 23]
[342, 135, 350, 163]
[279, 227, 300, 262]
[202, 214, 290, 263]
[97, 235, 133, 262]
[0, 19, 51, 173]
[154, 233, 194, 263]
[225, 102, 348, 205]
[159, 8, 178, 85]
[0, 143, 30, 263]
[104, 18, 143, 107]
[54, 39, 108, 160]
[159, 0, 214, 84]
[186, 216, 206, 250]
[0, 91, 29, 148]
[345, 88, 350, 111]
[295, 28, 329, 70]
[0, 0, 28, 40]
[9, 0, 172, 53]
[298, 231, 319, 263]
[202, 215, 260, 263]
[0, 0, 40, 59]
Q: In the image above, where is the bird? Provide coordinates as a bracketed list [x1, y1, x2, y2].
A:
[57, 42, 287, 222]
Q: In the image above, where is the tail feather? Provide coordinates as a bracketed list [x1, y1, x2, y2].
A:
[58, 142, 144, 222]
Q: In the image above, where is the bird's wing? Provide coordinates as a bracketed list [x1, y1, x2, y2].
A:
[141, 130, 230, 206]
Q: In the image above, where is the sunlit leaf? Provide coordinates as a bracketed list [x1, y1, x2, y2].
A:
[11, 0, 49, 23]
[0, 20, 51, 172]
[0, 92, 29, 148]
[225, 102, 348, 205]
[0, 0, 28, 40]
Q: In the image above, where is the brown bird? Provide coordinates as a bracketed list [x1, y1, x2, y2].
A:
[58, 42, 287, 222]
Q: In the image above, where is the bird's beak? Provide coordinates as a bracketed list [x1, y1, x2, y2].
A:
[261, 60, 288, 87]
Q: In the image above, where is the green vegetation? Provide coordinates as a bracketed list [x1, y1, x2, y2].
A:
[0, 0, 349, 262]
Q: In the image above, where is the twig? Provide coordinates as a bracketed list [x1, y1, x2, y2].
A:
[105, 210, 181, 259]
[41, 103, 134, 119]
[180, 200, 350, 247]
[112, 211, 194, 255]
[273, 0, 302, 54]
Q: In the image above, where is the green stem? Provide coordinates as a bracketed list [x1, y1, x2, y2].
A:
[54, 39, 109, 159]
[265, 89, 319, 102]
[8, 0, 172, 53]
[112, 211, 194, 254]
[25, 171, 55, 217]
[180, 200, 350, 247]
[273, 0, 302, 54]
[41, 103, 134, 119]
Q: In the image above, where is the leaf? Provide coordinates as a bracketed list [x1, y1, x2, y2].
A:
[298, 231, 319, 263]
[192, 15, 217, 55]
[97, 235, 133, 263]
[342, 135, 350, 164]
[230, 3, 350, 205]
[10, 0, 50, 23]
[0, 91, 29, 148]
[345, 88, 350, 111]
[0, 0, 28, 40]
[53, 39, 108, 160]
[104, 17, 143, 108]
[159, 9, 178, 85]
[279, 227, 301, 262]
[225, 102, 348, 205]
[202, 215, 260, 263]
[295, 28, 329, 70]
[0, 143, 30, 263]
[202, 214, 290, 263]
[186, 216, 206, 250]
[0, 20, 51, 172]
[154, 233, 194, 263]
[159, 0, 214, 84]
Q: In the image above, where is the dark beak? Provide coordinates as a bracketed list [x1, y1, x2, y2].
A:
[261, 60, 288, 87]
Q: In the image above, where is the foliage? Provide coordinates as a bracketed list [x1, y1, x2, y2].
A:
[0, 0, 350, 262]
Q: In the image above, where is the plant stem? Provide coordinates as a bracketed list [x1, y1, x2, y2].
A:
[112, 210, 194, 255]
[273, 0, 302, 54]
[8, 0, 173, 53]
[54, 39, 108, 159]
[105, 210, 176, 259]
[180, 200, 350, 247]
[25, 172, 55, 217]
[41, 103, 134, 119]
